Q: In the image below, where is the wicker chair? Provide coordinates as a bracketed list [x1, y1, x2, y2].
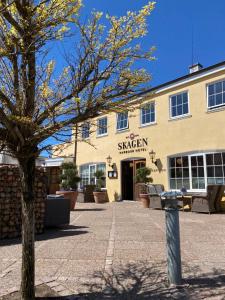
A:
[147, 184, 165, 209]
[215, 185, 225, 212]
[191, 185, 223, 214]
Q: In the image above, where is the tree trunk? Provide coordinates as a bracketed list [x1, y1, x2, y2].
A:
[19, 157, 36, 300]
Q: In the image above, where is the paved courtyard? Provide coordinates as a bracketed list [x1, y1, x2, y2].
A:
[0, 201, 225, 299]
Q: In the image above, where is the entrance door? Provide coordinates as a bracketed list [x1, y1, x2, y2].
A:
[133, 160, 146, 200]
[121, 161, 134, 200]
[121, 159, 146, 200]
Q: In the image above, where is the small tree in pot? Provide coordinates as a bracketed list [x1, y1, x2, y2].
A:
[93, 170, 107, 203]
[56, 162, 81, 210]
[136, 167, 152, 208]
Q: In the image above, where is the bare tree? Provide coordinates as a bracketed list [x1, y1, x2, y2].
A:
[0, 1, 156, 299]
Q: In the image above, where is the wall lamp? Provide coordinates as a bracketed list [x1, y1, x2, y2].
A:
[106, 155, 114, 169]
[41, 161, 46, 172]
[149, 150, 158, 166]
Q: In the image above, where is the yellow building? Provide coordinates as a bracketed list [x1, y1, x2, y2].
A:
[60, 61, 225, 202]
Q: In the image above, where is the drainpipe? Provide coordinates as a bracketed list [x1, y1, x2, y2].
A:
[73, 124, 78, 166]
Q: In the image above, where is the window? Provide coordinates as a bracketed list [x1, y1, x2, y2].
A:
[207, 79, 225, 109]
[169, 152, 225, 191]
[81, 123, 90, 139]
[206, 153, 225, 185]
[169, 156, 190, 190]
[141, 102, 155, 125]
[116, 112, 128, 131]
[170, 92, 189, 118]
[97, 117, 107, 136]
[79, 163, 106, 188]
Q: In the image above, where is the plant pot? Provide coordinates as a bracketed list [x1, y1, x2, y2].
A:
[93, 191, 106, 204]
[56, 190, 78, 210]
[140, 193, 150, 208]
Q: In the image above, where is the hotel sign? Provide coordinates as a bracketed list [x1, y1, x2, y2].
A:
[118, 133, 148, 155]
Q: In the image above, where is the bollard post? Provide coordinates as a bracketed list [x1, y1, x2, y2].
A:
[165, 197, 182, 286]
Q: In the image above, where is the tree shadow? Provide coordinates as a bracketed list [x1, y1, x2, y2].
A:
[0, 225, 88, 247]
[50, 261, 225, 300]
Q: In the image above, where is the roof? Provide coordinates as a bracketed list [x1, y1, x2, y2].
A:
[138, 60, 225, 97]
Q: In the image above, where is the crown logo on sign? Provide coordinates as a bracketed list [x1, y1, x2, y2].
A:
[126, 133, 139, 140]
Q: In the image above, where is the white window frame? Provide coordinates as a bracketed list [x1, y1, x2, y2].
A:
[169, 91, 190, 119]
[89, 164, 97, 185]
[116, 112, 129, 131]
[168, 151, 225, 192]
[188, 153, 207, 192]
[206, 78, 225, 110]
[79, 163, 106, 188]
[140, 101, 156, 126]
[97, 117, 108, 137]
[81, 122, 90, 139]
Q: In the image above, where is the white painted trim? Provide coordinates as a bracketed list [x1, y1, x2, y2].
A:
[81, 122, 90, 140]
[44, 157, 64, 167]
[169, 90, 190, 119]
[96, 116, 108, 137]
[155, 64, 225, 94]
[206, 77, 225, 110]
[168, 150, 225, 192]
[116, 111, 129, 131]
[140, 101, 156, 126]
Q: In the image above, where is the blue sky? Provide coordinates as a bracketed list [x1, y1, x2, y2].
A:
[79, 0, 225, 87]
[44, 0, 225, 156]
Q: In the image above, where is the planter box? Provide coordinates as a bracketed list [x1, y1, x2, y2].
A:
[93, 191, 107, 203]
[56, 190, 78, 210]
[139, 193, 150, 208]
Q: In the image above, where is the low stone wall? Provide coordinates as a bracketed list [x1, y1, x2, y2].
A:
[0, 165, 46, 239]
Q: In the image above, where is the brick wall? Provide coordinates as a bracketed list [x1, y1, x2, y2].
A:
[0, 165, 46, 239]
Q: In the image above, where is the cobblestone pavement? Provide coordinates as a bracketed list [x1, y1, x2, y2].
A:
[0, 201, 225, 299]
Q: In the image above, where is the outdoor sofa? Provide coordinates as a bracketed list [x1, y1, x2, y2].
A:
[191, 184, 225, 214]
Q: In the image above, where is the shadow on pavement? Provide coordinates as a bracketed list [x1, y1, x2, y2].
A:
[45, 261, 225, 300]
[0, 225, 88, 247]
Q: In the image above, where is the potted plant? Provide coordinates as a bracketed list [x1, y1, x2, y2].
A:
[93, 170, 107, 203]
[56, 162, 81, 210]
[136, 167, 152, 208]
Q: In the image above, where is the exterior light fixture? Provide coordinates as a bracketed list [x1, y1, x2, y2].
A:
[41, 161, 46, 172]
[106, 155, 114, 168]
[149, 150, 157, 166]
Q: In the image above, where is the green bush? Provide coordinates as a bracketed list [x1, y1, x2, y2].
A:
[94, 170, 105, 192]
[135, 167, 153, 184]
[60, 162, 81, 191]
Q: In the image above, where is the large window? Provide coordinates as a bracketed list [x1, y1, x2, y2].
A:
[141, 102, 155, 125]
[170, 92, 189, 118]
[208, 79, 225, 109]
[169, 152, 225, 191]
[169, 156, 190, 190]
[79, 163, 106, 188]
[97, 117, 107, 136]
[116, 112, 128, 131]
[81, 123, 90, 139]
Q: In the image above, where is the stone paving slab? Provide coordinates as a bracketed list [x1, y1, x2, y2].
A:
[0, 201, 225, 299]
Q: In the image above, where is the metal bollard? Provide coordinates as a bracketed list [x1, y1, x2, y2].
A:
[165, 198, 182, 286]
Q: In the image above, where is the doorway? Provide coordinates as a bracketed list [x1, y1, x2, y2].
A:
[121, 159, 146, 200]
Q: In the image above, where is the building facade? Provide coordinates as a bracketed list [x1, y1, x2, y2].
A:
[60, 61, 225, 202]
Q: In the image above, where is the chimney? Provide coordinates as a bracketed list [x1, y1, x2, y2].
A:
[189, 63, 203, 74]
